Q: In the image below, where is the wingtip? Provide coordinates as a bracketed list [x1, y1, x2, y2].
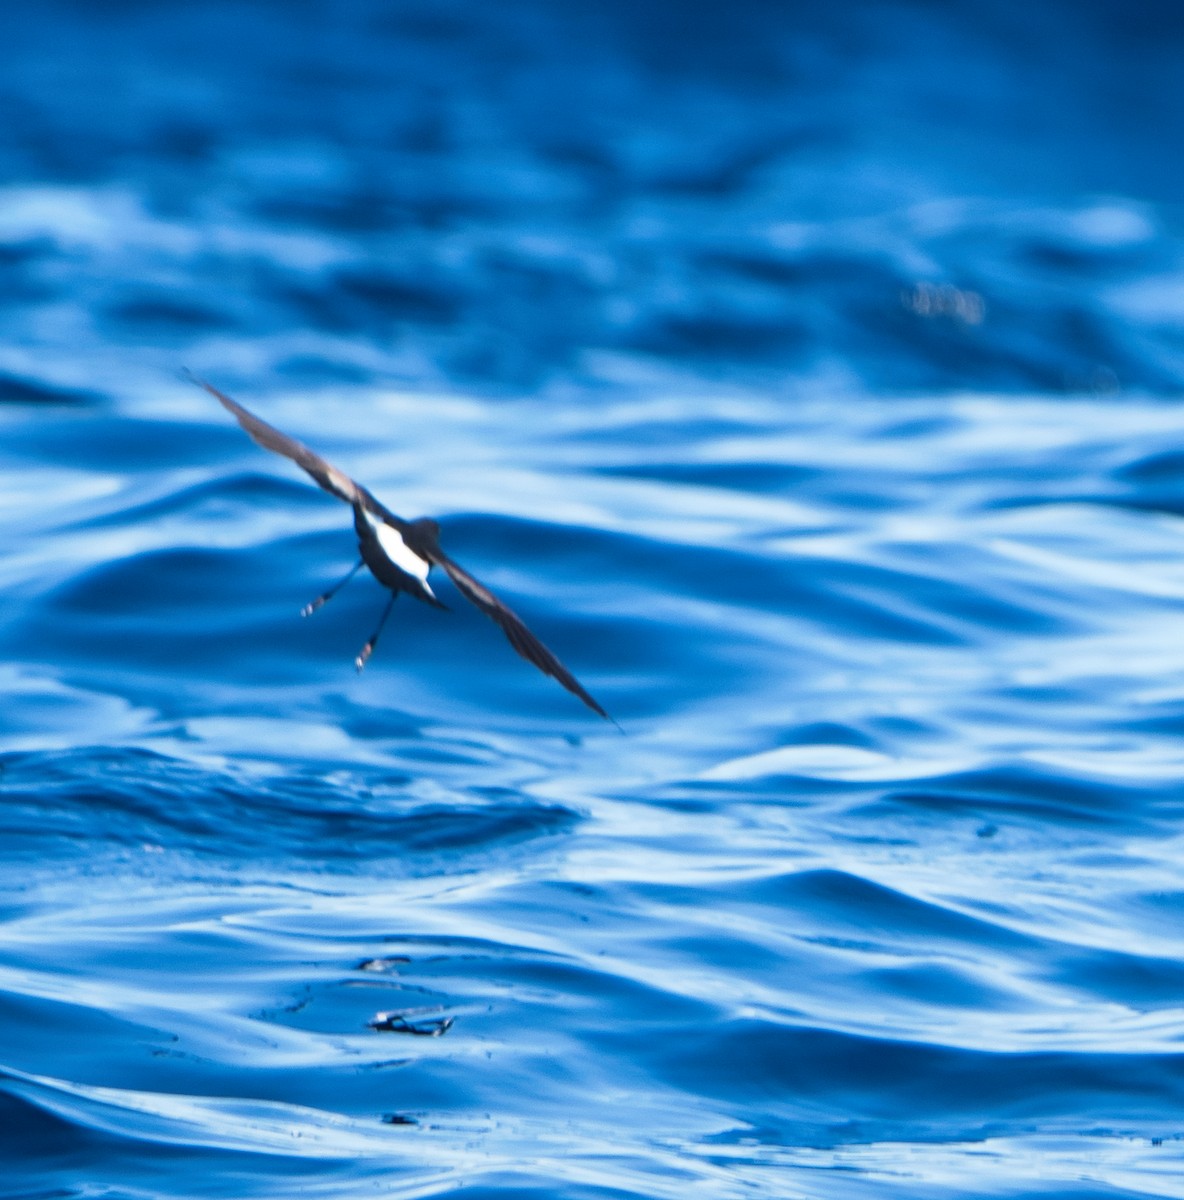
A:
[182, 368, 240, 414]
[180, 366, 211, 393]
[581, 691, 622, 731]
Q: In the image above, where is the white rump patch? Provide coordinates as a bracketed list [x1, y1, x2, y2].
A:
[367, 513, 432, 586]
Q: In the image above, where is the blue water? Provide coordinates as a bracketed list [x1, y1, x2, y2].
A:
[3, 2, 1184, 1197]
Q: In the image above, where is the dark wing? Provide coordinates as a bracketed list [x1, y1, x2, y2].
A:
[427, 546, 612, 722]
[191, 374, 402, 525]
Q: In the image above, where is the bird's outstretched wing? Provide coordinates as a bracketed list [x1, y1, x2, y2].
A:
[190, 374, 402, 526]
[424, 543, 613, 723]
[196, 372, 614, 724]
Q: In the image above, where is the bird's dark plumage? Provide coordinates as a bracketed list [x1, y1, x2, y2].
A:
[193, 375, 611, 722]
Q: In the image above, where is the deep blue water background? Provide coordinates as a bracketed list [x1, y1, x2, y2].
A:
[3, 2, 1184, 1196]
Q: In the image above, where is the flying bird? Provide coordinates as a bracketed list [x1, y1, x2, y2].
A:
[194, 376, 612, 723]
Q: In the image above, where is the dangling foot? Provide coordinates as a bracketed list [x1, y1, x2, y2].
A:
[302, 559, 364, 618]
[355, 594, 396, 672]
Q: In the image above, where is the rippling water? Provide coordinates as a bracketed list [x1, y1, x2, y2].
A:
[3, 2, 1184, 1198]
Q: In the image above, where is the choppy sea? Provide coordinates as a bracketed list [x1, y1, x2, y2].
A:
[2, 2, 1184, 1197]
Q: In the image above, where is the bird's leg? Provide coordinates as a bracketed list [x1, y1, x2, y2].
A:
[301, 559, 364, 617]
[355, 593, 397, 672]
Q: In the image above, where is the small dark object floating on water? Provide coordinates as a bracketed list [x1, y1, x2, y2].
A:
[369, 1009, 454, 1036]
[193, 375, 612, 722]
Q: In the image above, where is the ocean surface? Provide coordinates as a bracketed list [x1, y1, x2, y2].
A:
[2, 2, 1184, 1197]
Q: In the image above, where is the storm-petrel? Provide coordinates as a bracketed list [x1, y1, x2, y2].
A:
[195, 376, 612, 722]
